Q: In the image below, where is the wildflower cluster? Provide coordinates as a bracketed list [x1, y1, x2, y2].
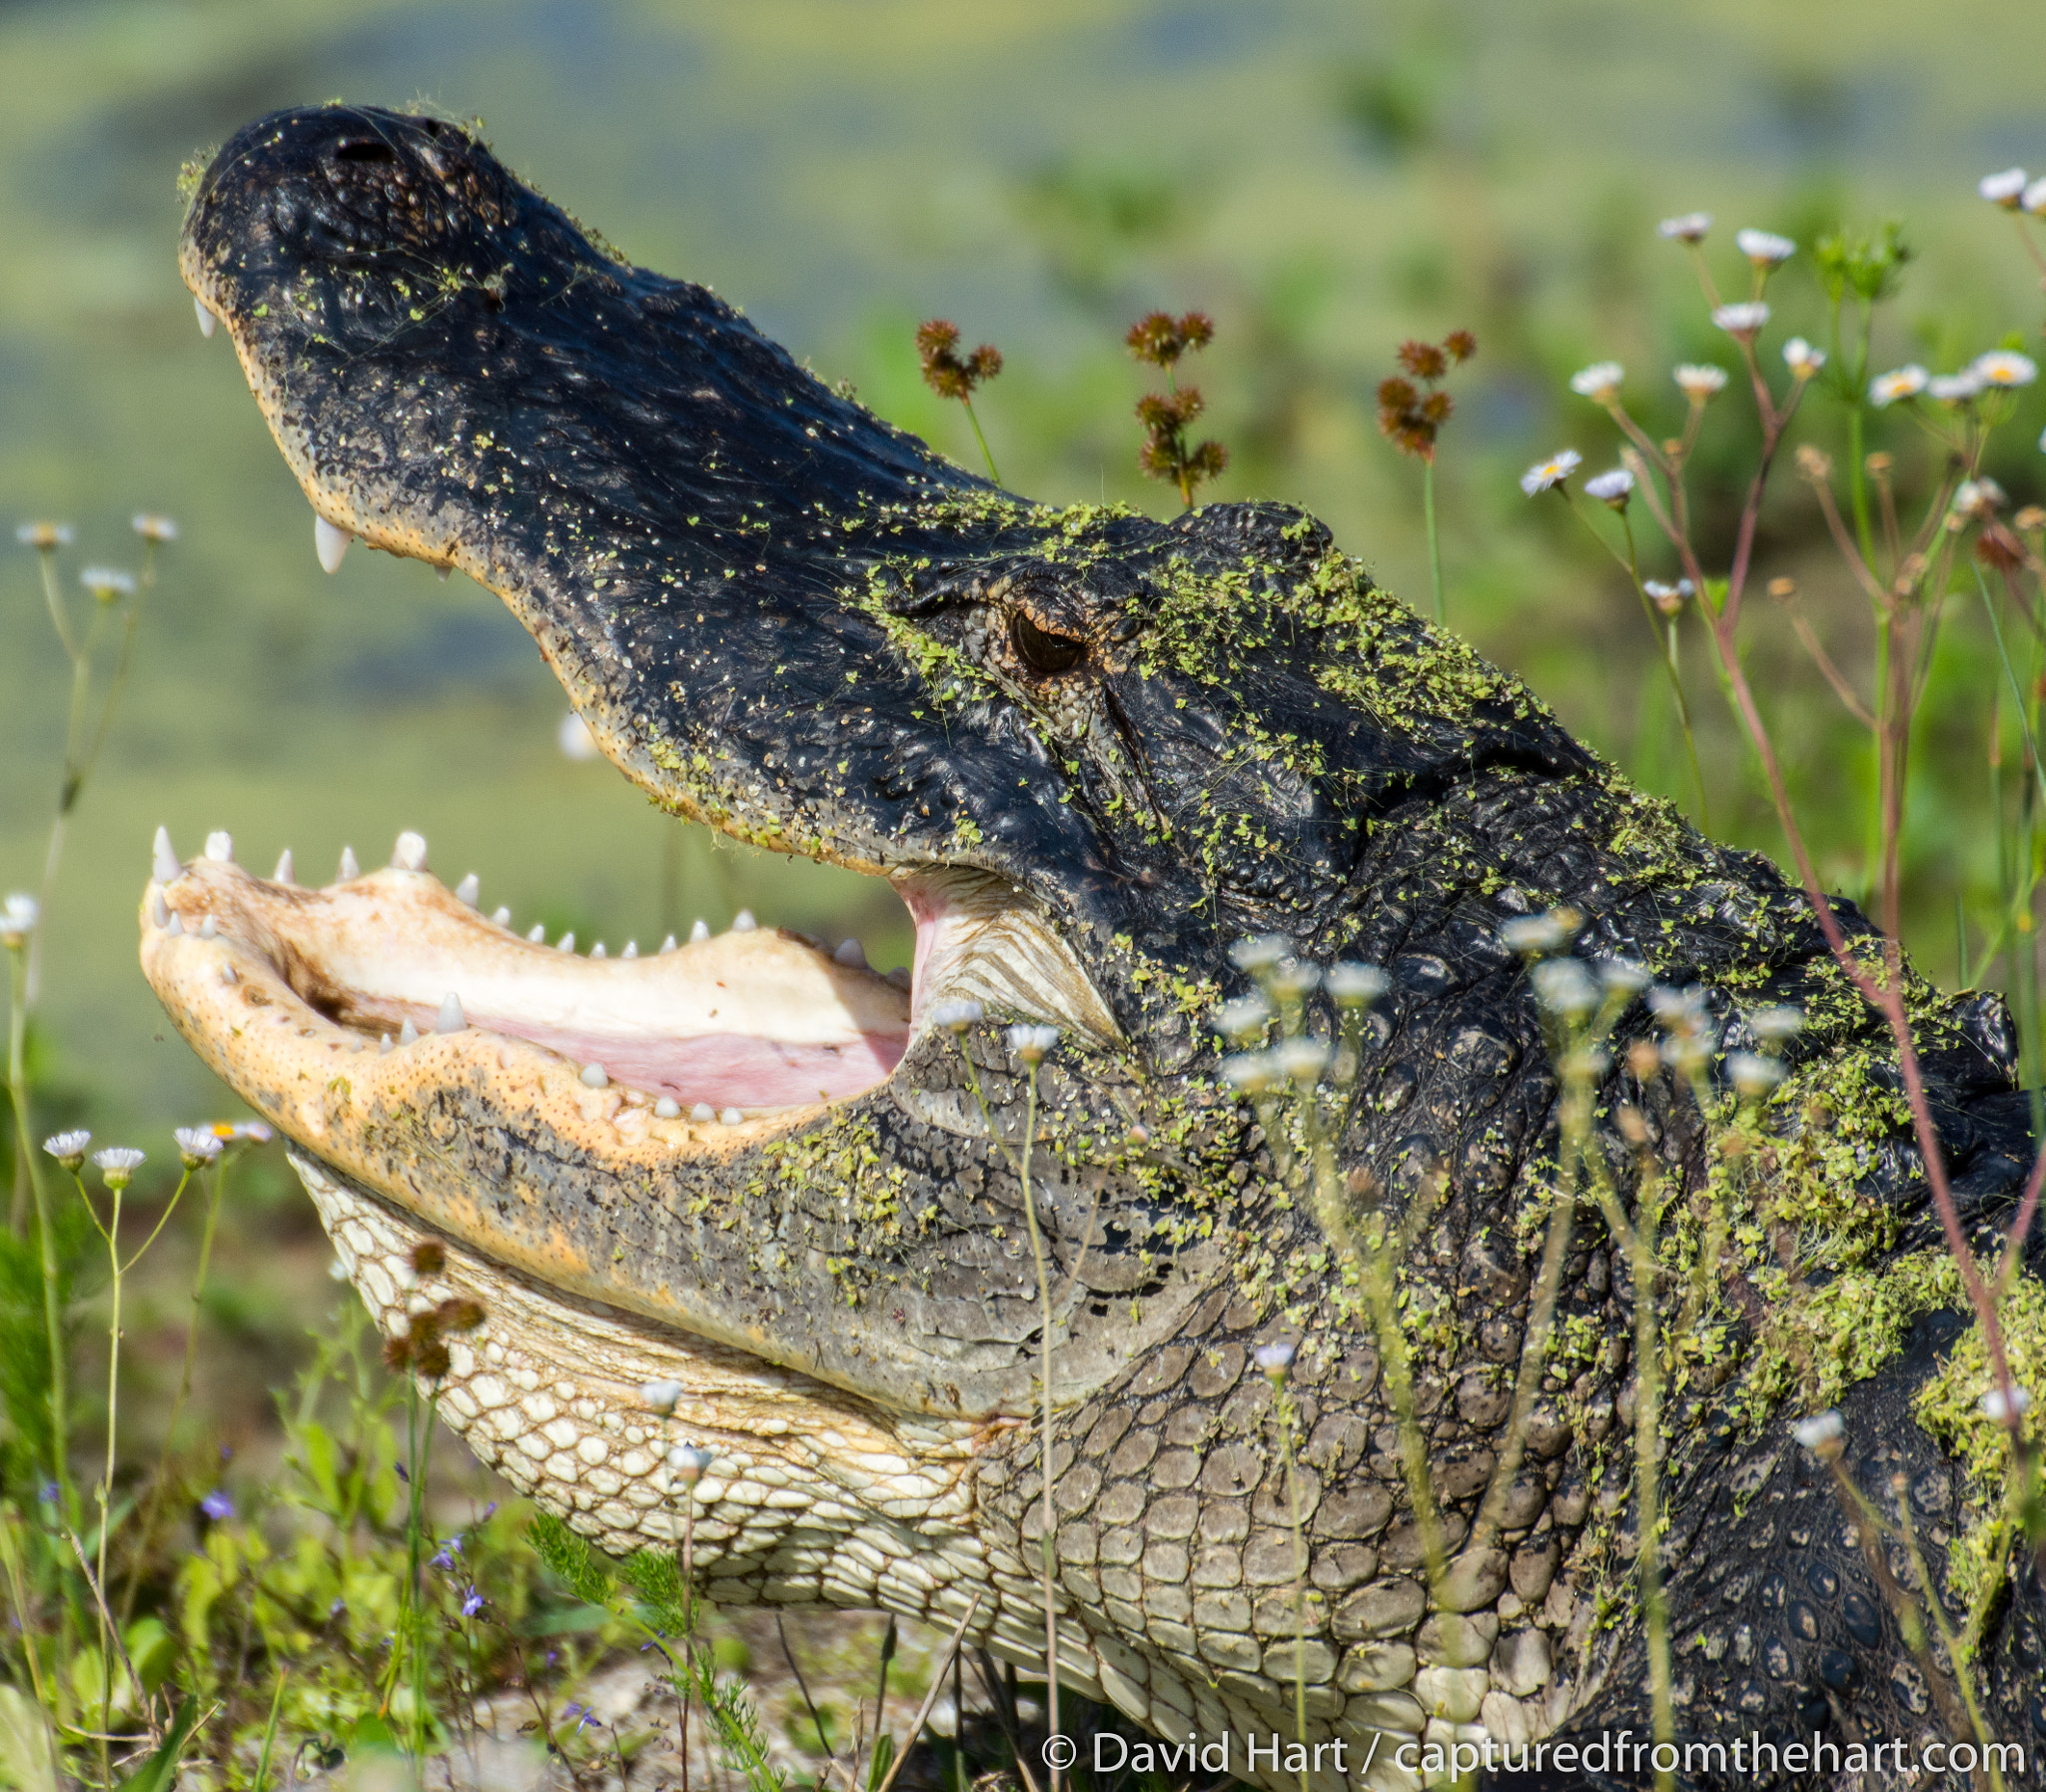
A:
[1375, 330, 1475, 462]
[381, 1240, 487, 1381]
[1127, 308, 1227, 506]
[915, 318, 1004, 481]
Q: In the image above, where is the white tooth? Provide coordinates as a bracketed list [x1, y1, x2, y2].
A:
[339, 847, 361, 881]
[731, 909, 757, 933]
[833, 938, 867, 969]
[152, 825, 183, 885]
[392, 830, 428, 872]
[660, 934, 678, 953]
[590, 942, 607, 960]
[490, 906, 511, 926]
[718, 1107, 743, 1126]
[526, 923, 546, 943]
[151, 892, 171, 927]
[886, 966, 912, 991]
[315, 514, 353, 574]
[436, 563, 454, 581]
[204, 830, 234, 863]
[689, 1103, 715, 1123]
[195, 293, 217, 339]
[654, 1097, 680, 1119]
[555, 932, 575, 953]
[273, 849, 296, 884]
[580, 1063, 609, 1088]
[219, 963, 237, 986]
[455, 873, 480, 906]
[166, 913, 184, 936]
[199, 916, 218, 940]
[398, 1019, 419, 1045]
[380, 1033, 394, 1054]
[688, 920, 708, 944]
[620, 941, 638, 960]
[437, 992, 466, 1033]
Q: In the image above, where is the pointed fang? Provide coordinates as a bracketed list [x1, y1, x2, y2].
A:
[526, 923, 546, 943]
[688, 920, 709, 944]
[731, 909, 757, 933]
[338, 847, 361, 881]
[580, 1063, 608, 1088]
[621, 941, 638, 960]
[490, 906, 511, 926]
[392, 831, 428, 872]
[195, 294, 218, 339]
[152, 826, 183, 885]
[555, 932, 575, 953]
[590, 942, 606, 959]
[398, 1019, 419, 1046]
[204, 830, 234, 864]
[660, 934, 678, 953]
[654, 1097, 680, 1119]
[315, 513, 352, 574]
[273, 849, 296, 884]
[199, 916, 218, 940]
[833, 938, 867, 969]
[166, 913, 184, 936]
[437, 992, 466, 1033]
[455, 873, 480, 907]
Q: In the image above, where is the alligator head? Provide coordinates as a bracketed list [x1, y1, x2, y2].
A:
[154, 106, 2045, 1781]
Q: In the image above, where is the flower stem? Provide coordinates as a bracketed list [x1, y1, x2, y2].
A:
[1423, 456, 1445, 626]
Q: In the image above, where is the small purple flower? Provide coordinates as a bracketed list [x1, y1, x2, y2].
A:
[462, 1589, 486, 1618]
[38, 1481, 59, 1505]
[199, 1488, 234, 1521]
[562, 1702, 599, 1733]
[431, 1545, 459, 1571]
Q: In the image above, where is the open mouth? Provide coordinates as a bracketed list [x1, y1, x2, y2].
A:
[140, 825, 1117, 1149]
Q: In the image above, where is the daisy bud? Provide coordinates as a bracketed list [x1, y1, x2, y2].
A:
[1006, 1022, 1060, 1064]
[131, 513, 180, 542]
[1532, 959, 1598, 1018]
[1643, 579, 1693, 616]
[929, 999, 984, 1033]
[1727, 1052, 1785, 1097]
[1326, 963, 1391, 1007]
[1978, 168, 2028, 209]
[174, 1126, 225, 1168]
[1228, 934, 1293, 972]
[1253, 1342, 1296, 1382]
[1792, 1410, 1843, 1451]
[1583, 468, 1634, 508]
[1568, 362, 1624, 403]
[1981, 1385, 2033, 1422]
[1657, 212, 1712, 243]
[640, 1378, 684, 1414]
[1214, 995, 1272, 1040]
[43, 1130, 91, 1172]
[667, 1442, 713, 1484]
[1710, 302, 1770, 339]
[1781, 338, 1824, 380]
[1927, 371, 1983, 404]
[1673, 364, 1728, 402]
[1867, 366, 1926, 408]
[1220, 1051, 1281, 1095]
[1734, 229, 1795, 268]
[1, 893, 37, 949]
[93, 1147, 146, 1191]
[1274, 1038, 1332, 1082]
[15, 521, 74, 549]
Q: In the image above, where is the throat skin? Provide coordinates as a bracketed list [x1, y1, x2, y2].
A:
[157, 104, 2046, 1787]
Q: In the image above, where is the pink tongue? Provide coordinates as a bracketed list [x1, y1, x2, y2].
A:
[468, 1020, 903, 1109]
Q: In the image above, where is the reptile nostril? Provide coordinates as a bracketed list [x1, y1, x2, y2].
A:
[335, 139, 398, 164]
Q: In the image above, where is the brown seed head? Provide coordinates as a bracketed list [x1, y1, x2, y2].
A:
[410, 1241, 447, 1277]
[416, 1339, 453, 1381]
[1766, 576, 1796, 600]
[1794, 445, 1833, 482]
[382, 1334, 415, 1372]
[1444, 329, 1477, 364]
[1397, 339, 1449, 381]
[437, 1296, 487, 1334]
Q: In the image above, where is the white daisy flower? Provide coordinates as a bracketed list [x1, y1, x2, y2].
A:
[929, 999, 984, 1032]
[1213, 995, 1271, 1039]
[1532, 959, 1598, 1017]
[93, 1147, 146, 1188]
[1674, 364, 1728, 401]
[1792, 1410, 1843, 1450]
[1326, 963, 1391, 1006]
[1519, 448, 1581, 495]
[1228, 935, 1292, 971]
[173, 1126, 225, 1167]
[1220, 1051, 1281, 1094]
[1711, 302, 1770, 337]
[1569, 361, 1624, 401]
[1953, 478, 2007, 517]
[1979, 168, 2028, 207]
[131, 513, 179, 542]
[1006, 1022, 1060, 1063]
[1728, 1052, 1786, 1097]
[1927, 371, 1983, 403]
[1748, 1005, 1803, 1043]
[1643, 578, 1694, 615]
[1867, 366, 1927, 407]
[1, 892, 37, 947]
[42, 1130, 92, 1168]
[1584, 468, 1634, 505]
[1981, 1384, 2032, 1421]
[1657, 212, 1712, 243]
[1781, 338, 1825, 380]
[1253, 1342, 1296, 1379]
[2026, 178, 2046, 215]
[78, 566, 137, 599]
[1972, 350, 2038, 389]
[1735, 228, 1795, 267]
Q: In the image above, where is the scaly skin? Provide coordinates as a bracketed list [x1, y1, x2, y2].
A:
[149, 107, 2046, 1789]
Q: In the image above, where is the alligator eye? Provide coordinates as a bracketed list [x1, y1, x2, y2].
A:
[1012, 612, 1085, 676]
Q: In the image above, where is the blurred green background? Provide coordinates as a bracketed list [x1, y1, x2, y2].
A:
[5, 0, 2046, 1146]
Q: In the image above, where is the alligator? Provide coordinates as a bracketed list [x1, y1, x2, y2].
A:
[146, 106, 2046, 1788]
